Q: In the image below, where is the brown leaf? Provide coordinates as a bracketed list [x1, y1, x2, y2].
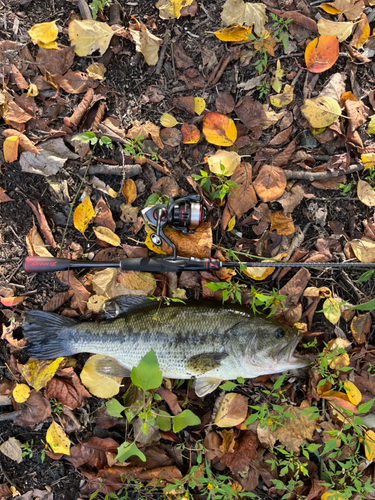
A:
[267, 7, 318, 32]
[126, 120, 164, 149]
[155, 386, 182, 415]
[53, 70, 98, 94]
[11, 64, 28, 89]
[162, 222, 212, 258]
[275, 268, 311, 324]
[67, 437, 119, 469]
[235, 97, 267, 128]
[270, 210, 295, 235]
[93, 197, 116, 232]
[312, 176, 346, 190]
[43, 290, 74, 312]
[215, 92, 235, 115]
[45, 367, 91, 410]
[268, 125, 293, 146]
[81, 466, 144, 496]
[345, 99, 368, 132]
[4, 101, 32, 124]
[36, 46, 75, 75]
[26, 226, 53, 257]
[273, 138, 297, 168]
[253, 165, 287, 202]
[170, 95, 195, 115]
[221, 431, 257, 474]
[219, 428, 236, 453]
[94, 406, 119, 429]
[56, 269, 91, 313]
[160, 127, 182, 147]
[278, 185, 304, 214]
[151, 176, 184, 198]
[214, 393, 248, 427]
[203, 431, 224, 461]
[0, 484, 11, 499]
[351, 314, 371, 345]
[0, 187, 13, 203]
[173, 42, 194, 69]
[242, 203, 271, 235]
[25, 199, 57, 249]
[122, 179, 137, 204]
[13, 391, 51, 427]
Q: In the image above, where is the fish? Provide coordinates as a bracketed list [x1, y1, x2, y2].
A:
[22, 295, 309, 397]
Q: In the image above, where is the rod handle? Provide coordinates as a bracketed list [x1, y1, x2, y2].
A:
[24, 257, 71, 273]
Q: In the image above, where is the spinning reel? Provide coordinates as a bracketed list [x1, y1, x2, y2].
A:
[141, 195, 206, 259]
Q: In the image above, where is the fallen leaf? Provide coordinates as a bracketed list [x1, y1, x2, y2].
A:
[93, 197, 116, 232]
[36, 45, 75, 75]
[206, 150, 241, 176]
[129, 19, 163, 66]
[323, 297, 341, 324]
[351, 314, 371, 344]
[227, 216, 236, 232]
[221, 0, 267, 36]
[194, 97, 206, 115]
[270, 84, 294, 108]
[344, 381, 361, 406]
[349, 238, 375, 263]
[162, 222, 212, 258]
[73, 196, 95, 234]
[357, 180, 375, 207]
[4, 100, 32, 125]
[278, 185, 304, 214]
[1, 296, 26, 307]
[253, 165, 287, 202]
[53, 70, 98, 94]
[220, 429, 236, 453]
[234, 96, 267, 128]
[122, 179, 137, 204]
[181, 123, 200, 144]
[21, 357, 64, 392]
[304, 36, 339, 73]
[156, 0, 195, 19]
[151, 176, 183, 198]
[13, 384, 31, 404]
[243, 253, 287, 281]
[215, 25, 253, 41]
[319, 0, 364, 20]
[91, 268, 156, 298]
[46, 421, 71, 455]
[317, 18, 353, 42]
[270, 211, 295, 235]
[120, 204, 140, 224]
[202, 112, 237, 147]
[86, 62, 106, 80]
[221, 431, 257, 474]
[271, 59, 284, 93]
[80, 355, 123, 398]
[214, 393, 248, 427]
[361, 153, 375, 170]
[160, 127, 182, 147]
[93, 227, 121, 247]
[301, 96, 342, 128]
[3, 135, 20, 163]
[26, 226, 53, 257]
[25, 199, 56, 249]
[68, 19, 113, 57]
[0, 438, 23, 464]
[216, 92, 235, 114]
[28, 21, 58, 49]
[160, 113, 178, 127]
[364, 430, 375, 461]
[67, 437, 119, 469]
[126, 120, 163, 149]
[0, 187, 13, 203]
[353, 16, 370, 48]
[45, 367, 91, 410]
[20, 137, 79, 176]
[13, 390, 51, 427]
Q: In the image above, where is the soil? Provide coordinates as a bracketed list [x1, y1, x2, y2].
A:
[1, 0, 375, 498]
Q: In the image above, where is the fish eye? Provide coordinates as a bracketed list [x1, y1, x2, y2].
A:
[275, 329, 284, 339]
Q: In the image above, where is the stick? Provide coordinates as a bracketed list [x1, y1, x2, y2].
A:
[78, 164, 141, 177]
[156, 32, 171, 76]
[77, 0, 92, 19]
[284, 164, 363, 181]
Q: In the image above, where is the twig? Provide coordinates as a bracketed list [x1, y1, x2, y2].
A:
[78, 164, 141, 177]
[156, 32, 171, 76]
[145, 157, 171, 176]
[284, 164, 363, 181]
[0, 410, 22, 422]
[77, 0, 92, 19]
[64, 89, 94, 128]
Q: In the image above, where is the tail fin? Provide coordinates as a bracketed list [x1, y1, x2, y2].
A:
[23, 311, 77, 359]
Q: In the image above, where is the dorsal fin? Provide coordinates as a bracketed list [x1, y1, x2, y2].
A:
[100, 295, 155, 319]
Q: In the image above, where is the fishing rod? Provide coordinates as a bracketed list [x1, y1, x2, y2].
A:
[22, 195, 375, 274]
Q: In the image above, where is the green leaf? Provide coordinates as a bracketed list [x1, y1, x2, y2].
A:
[353, 270, 374, 283]
[237, 377, 245, 384]
[116, 441, 146, 463]
[106, 398, 125, 418]
[358, 397, 375, 414]
[156, 410, 172, 432]
[144, 193, 162, 207]
[153, 393, 162, 401]
[131, 350, 163, 392]
[350, 298, 375, 311]
[72, 132, 97, 145]
[322, 438, 339, 455]
[273, 372, 287, 390]
[172, 409, 201, 433]
[219, 381, 238, 391]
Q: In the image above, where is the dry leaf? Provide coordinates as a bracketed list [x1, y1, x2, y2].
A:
[129, 19, 163, 66]
[162, 222, 212, 258]
[46, 421, 71, 455]
[349, 238, 375, 263]
[221, 0, 267, 36]
[270, 211, 295, 235]
[0, 187, 13, 203]
[301, 96, 342, 128]
[93, 227, 121, 247]
[91, 268, 156, 298]
[21, 357, 64, 392]
[0, 438, 23, 464]
[28, 21, 58, 49]
[80, 355, 123, 398]
[214, 393, 248, 427]
[3, 135, 20, 163]
[304, 36, 339, 73]
[270, 84, 294, 108]
[323, 297, 341, 324]
[194, 97, 206, 115]
[357, 180, 375, 207]
[202, 112, 237, 147]
[86, 62, 106, 80]
[73, 196, 95, 234]
[317, 18, 353, 41]
[221, 431, 257, 474]
[1, 296, 26, 307]
[320, 0, 364, 20]
[45, 367, 91, 410]
[126, 120, 164, 149]
[206, 150, 241, 176]
[215, 25, 253, 42]
[156, 0, 195, 20]
[69, 19, 113, 57]
[26, 226, 53, 257]
[181, 123, 200, 144]
[120, 204, 140, 224]
[13, 384, 31, 404]
[160, 113, 178, 127]
[20, 137, 79, 176]
[351, 314, 371, 344]
[243, 253, 287, 281]
[253, 165, 287, 202]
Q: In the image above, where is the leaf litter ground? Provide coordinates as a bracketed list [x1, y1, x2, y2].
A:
[1, 0, 375, 499]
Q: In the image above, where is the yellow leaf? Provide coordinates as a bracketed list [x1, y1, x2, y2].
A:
[355, 21, 370, 48]
[145, 230, 167, 254]
[349, 238, 375, 263]
[243, 252, 287, 281]
[194, 97, 206, 116]
[91, 268, 156, 298]
[323, 297, 341, 324]
[227, 216, 236, 232]
[171, 0, 194, 18]
[160, 113, 178, 127]
[221, 0, 267, 36]
[301, 96, 342, 128]
[214, 25, 253, 42]
[86, 62, 106, 80]
[156, 0, 194, 19]
[270, 211, 295, 235]
[87, 294, 108, 313]
[365, 430, 375, 461]
[202, 112, 237, 147]
[26, 84, 39, 97]
[13, 384, 31, 403]
[46, 421, 71, 455]
[80, 354, 123, 398]
[317, 18, 353, 42]
[68, 19, 113, 57]
[122, 178, 137, 204]
[73, 196, 95, 234]
[129, 19, 163, 66]
[3, 136, 20, 163]
[319, 0, 364, 20]
[28, 21, 58, 49]
[320, 4, 341, 14]
[270, 84, 294, 108]
[205, 150, 241, 176]
[367, 115, 375, 134]
[93, 226, 121, 247]
[271, 59, 284, 93]
[357, 179, 375, 207]
[344, 381, 361, 406]
[361, 153, 375, 170]
[214, 392, 248, 427]
[21, 358, 64, 392]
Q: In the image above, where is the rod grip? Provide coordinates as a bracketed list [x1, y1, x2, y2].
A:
[24, 257, 71, 273]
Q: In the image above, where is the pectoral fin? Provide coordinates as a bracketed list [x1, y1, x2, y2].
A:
[93, 356, 131, 378]
[186, 352, 228, 375]
[193, 377, 222, 397]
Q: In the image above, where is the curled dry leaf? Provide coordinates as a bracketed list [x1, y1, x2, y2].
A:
[25, 199, 57, 249]
[93, 197, 116, 233]
[202, 112, 237, 147]
[69, 20, 113, 57]
[126, 120, 164, 149]
[122, 179, 137, 204]
[304, 36, 339, 73]
[269, 85, 294, 108]
[45, 367, 91, 410]
[26, 226, 53, 257]
[351, 314, 371, 344]
[214, 393, 248, 427]
[93, 227, 121, 247]
[319, 0, 364, 21]
[253, 165, 287, 202]
[14, 390, 51, 427]
[221, 431, 258, 474]
[129, 19, 163, 66]
[206, 150, 241, 176]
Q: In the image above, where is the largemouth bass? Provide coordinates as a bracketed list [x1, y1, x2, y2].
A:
[23, 296, 309, 397]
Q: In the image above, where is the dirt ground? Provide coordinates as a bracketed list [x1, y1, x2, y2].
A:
[1, 0, 375, 498]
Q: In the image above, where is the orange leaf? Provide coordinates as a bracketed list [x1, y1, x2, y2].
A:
[73, 196, 95, 234]
[270, 210, 295, 235]
[122, 179, 137, 204]
[202, 112, 237, 147]
[305, 36, 339, 73]
[253, 164, 286, 202]
[351, 313, 371, 344]
[181, 123, 200, 144]
[19, 134, 40, 155]
[214, 25, 253, 42]
[3, 136, 20, 163]
[0, 296, 26, 307]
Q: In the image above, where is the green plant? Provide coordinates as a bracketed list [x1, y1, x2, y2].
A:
[192, 165, 241, 202]
[204, 281, 246, 304]
[105, 350, 201, 464]
[248, 286, 287, 316]
[90, 0, 111, 20]
[270, 13, 292, 52]
[21, 440, 34, 459]
[50, 398, 63, 416]
[123, 134, 159, 163]
[338, 181, 354, 195]
[144, 193, 169, 207]
[246, 32, 269, 75]
[314, 344, 353, 389]
[72, 131, 112, 149]
[353, 270, 375, 283]
[257, 81, 270, 98]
